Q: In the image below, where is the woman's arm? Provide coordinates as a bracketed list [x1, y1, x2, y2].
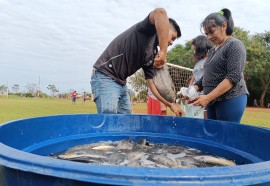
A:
[193, 78, 233, 107]
[193, 39, 246, 107]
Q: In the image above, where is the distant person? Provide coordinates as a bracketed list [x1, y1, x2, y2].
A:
[267, 102, 270, 108]
[193, 8, 249, 123]
[189, 35, 213, 86]
[91, 8, 183, 116]
[147, 89, 167, 115]
[83, 92, 86, 104]
[71, 91, 77, 104]
[253, 99, 259, 107]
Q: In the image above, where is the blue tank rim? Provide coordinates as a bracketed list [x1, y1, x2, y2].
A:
[1, 143, 270, 185]
[1, 114, 270, 185]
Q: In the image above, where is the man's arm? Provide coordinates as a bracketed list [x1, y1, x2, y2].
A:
[147, 79, 183, 116]
[148, 8, 169, 68]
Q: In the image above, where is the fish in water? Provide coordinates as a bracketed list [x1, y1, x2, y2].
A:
[193, 155, 236, 166]
[176, 156, 206, 168]
[148, 154, 178, 168]
[49, 139, 237, 168]
[116, 139, 135, 150]
[92, 145, 115, 150]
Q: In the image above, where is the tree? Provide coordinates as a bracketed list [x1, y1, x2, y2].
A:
[12, 84, 20, 94]
[128, 69, 148, 102]
[128, 69, 147, 93]
[47, 84, 59, 97]
[25, 83, 38, 96]
[0, 85, 8, 96]
[167, 42, 194, 68]
[245, 32, 270, 107]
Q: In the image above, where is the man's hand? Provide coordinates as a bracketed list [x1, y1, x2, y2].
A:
[153, 50, 166, 68]
[160, 102, 167, 114]
[170, 103, 184, 116]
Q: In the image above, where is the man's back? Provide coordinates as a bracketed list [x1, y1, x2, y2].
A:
[93, 16, 156, 85]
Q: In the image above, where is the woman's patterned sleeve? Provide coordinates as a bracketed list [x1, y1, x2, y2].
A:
[225, 40, 246, 85]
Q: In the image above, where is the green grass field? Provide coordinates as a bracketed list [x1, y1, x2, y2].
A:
[1, 96, 270, 128]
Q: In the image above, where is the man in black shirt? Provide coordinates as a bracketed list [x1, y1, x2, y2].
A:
[91, 8, 183, 116]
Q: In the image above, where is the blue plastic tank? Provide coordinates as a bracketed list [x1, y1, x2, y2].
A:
[0, 114, 270, 185]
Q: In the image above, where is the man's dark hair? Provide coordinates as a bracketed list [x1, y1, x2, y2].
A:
[169, 18, 181, 38]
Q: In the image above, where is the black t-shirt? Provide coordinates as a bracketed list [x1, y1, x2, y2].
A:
[93, 15, 157, 85]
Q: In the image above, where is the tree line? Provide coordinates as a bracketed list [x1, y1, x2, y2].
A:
[0, 83, 59, 98]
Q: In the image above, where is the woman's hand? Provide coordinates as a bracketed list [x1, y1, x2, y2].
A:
[193, 95, 211, 107]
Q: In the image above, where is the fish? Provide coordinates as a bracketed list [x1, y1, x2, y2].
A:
[64, 141, 115, 152]
[148, 154, 178, 168]
[57, 149, 107, 160]
[116, 139, 135, 151]
[137, 138, 149, 146]
[140, 155, 157, 167]
[49, 139, 238, 169]
[176, 156, 206, 168]
[126, 151, 145, 162]
[126, 160, 141, 167]
[193, 155, 236, 166]
[92, 145, 115, 150]
[106, 153, 125, 165]
[166, 145, 186, 154]
[166, 152, 186, 160]
[55, 146, 109, 164]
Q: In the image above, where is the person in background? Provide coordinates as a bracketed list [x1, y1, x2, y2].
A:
[193, 8, 249, 123]
[189, 35, 213, 86]
[71, 91, 77, 104]
[91, 8, 183, 116]
[189, 35, 213, 119]
[83, 92, 86, 104]
[253, 98, 259, 107]
[147, 89, 167, 115]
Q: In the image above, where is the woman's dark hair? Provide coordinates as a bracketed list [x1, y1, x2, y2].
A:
[169, 18, 181, 38]
[191, 35, 213, 62]
[201, 8, 234, 36]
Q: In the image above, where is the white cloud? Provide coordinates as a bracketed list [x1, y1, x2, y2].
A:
[0, 0, 269, 93]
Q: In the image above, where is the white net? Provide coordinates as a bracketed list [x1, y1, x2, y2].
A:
[167, 63, 193, 92]
[131, 63, 193, 114]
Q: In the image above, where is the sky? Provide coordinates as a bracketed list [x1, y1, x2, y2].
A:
[0, 0, 269, 94]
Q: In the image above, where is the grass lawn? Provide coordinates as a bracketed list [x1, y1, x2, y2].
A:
[1, 96, 270, 128]
[0, 96, 97, 124]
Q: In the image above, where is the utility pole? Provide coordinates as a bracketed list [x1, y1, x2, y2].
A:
[37, 76, 40, 97]
[6, 82, 9, 98]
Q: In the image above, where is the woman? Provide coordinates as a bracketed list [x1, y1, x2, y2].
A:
[189, 35, 213, 86]
[193, 8, 249, 123]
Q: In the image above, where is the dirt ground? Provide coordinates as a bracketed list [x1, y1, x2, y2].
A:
[245, 107, 270, 113]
